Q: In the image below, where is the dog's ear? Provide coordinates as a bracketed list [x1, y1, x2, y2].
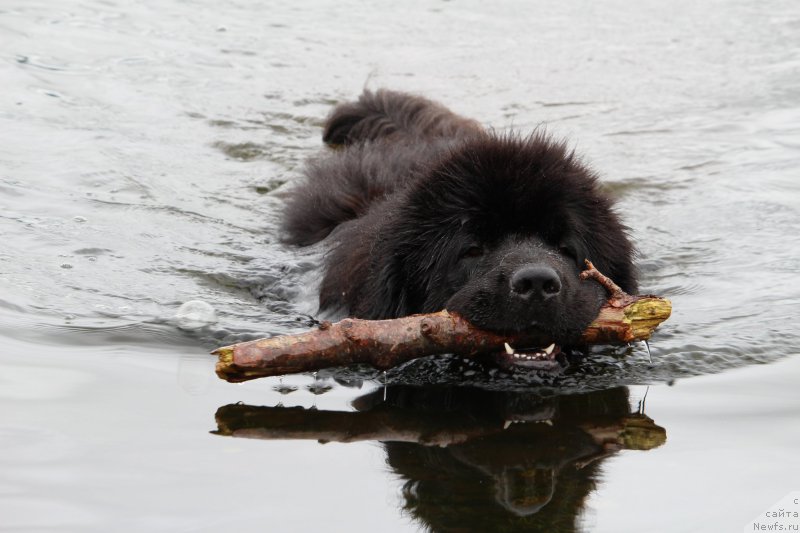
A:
[580, 225, 638, 295]
[318, 221, 412, 320]
[554, 185, 638, 295]
[356, 255, 411, 319]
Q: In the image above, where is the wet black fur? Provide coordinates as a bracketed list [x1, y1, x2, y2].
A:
[283, 89, 637, 345]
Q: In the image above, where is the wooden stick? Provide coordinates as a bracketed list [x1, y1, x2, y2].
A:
[214, 260, 671, 382]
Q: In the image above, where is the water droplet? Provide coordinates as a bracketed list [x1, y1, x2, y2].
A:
[642, 340, 652, 363]
[273, 384, 298, 395]
[307, 383, 332, 395]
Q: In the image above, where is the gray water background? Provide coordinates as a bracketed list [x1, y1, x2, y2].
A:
[1, 0, 799, 531]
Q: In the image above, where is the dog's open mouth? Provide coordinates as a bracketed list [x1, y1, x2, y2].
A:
[494, 341, 562, 369]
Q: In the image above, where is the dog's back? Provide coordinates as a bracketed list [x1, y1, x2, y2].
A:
[322, 89, 481, 147]
[282, 90, 482, 246]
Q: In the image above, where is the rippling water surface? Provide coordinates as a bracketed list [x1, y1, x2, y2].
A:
[1, 1, 799, 531]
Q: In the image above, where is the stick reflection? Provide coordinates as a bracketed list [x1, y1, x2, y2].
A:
[214, 386, 665, 531]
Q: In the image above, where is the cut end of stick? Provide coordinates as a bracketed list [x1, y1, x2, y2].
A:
[213, 346, 236, 380]
[626, 297, 673, 340]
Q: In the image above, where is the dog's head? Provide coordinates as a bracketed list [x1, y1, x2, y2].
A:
[344, 133, 636, 351]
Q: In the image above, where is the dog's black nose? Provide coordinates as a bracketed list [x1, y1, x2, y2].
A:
[510, 266, 562, 300]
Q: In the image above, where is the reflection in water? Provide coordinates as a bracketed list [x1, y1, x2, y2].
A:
[214, 386, 665, 531]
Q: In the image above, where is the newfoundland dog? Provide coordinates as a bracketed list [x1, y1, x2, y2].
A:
[282, 89, 636, 365]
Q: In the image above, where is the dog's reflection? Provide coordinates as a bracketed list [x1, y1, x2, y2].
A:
[214, 386, 665, 531]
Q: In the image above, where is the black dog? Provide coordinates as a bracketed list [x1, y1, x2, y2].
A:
[283, 89, 636, 364]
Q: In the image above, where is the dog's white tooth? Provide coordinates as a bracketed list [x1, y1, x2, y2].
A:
[544, 343, 555, 355]
[503, 420, 512, 429]
[504, 342, 515, 355]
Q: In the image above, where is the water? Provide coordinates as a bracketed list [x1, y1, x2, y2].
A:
[1, 0, 799, 531]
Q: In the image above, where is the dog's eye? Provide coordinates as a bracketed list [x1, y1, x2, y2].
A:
[558, 244, 578, 260]
[462, 245, 484, 259]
